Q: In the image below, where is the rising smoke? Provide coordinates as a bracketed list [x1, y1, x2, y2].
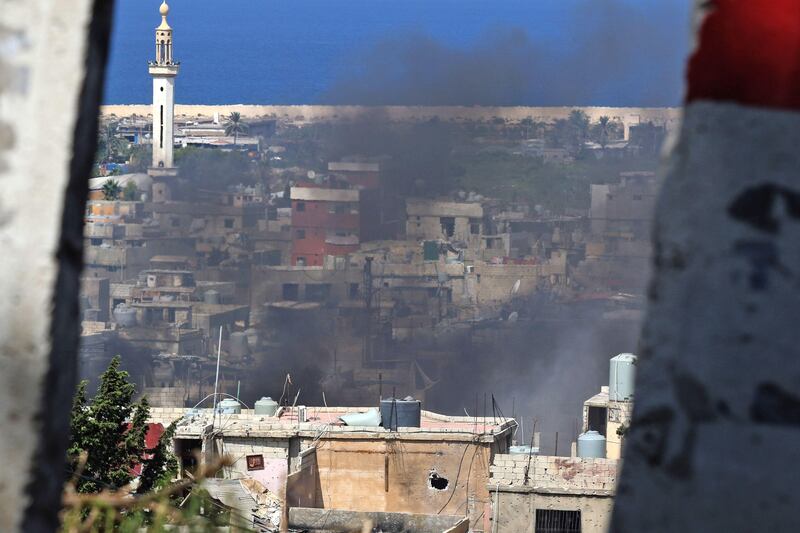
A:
[325, 0, 687, 107]
[313, 0, 663, 451]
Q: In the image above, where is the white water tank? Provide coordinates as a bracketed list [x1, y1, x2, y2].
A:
[609, 353, 637, 401]
[577, 431, 606, 458]
[113, 304, 137, 327]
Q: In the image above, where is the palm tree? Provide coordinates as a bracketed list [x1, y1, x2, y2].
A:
[102, 179, 122, 201]
[224, 112, 249, 145]
[597, 116, 611, 149]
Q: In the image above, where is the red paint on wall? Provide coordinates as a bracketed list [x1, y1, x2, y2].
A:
[687, 0, 800, 109]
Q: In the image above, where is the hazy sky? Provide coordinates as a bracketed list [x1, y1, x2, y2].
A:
[105, 0, 692, 105]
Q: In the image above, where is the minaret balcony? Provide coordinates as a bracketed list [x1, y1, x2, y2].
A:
[148, 63, 180, 76]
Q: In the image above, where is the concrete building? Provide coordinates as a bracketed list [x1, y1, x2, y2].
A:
[148, 405, 516, 532]
[290, 186, 361, 266]
[406, 199, 484, 249]
[486, 353, 634, 533]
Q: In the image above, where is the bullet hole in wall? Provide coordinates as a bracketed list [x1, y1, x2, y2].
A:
[429, 472, 449, 490]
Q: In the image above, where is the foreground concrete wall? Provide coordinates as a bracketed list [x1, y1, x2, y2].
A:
[0, 0, 112, 530]
[613, 2, 800, 531]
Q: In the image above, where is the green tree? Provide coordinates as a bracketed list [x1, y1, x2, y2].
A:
[224, 112, 249, 144]
[68, 357, 149, 493]
[546, 110, 590, 157]
[122, 181, 139, 201]
[137, 421, 178, 494]
[596, 116, 611, 149]
[102, 179, 122, 200]
[127, 144, 152, 173]
[101, 121, 130, 163]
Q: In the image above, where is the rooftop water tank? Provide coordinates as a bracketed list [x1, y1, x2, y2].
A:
[254, 396, 279, 416]
[609, 353, 637, 401]
[204, 289, 220, 305]
[229, 332, 249, 358]
[340, 408, 381, 427]
[380, 397, 421, 430]
[113, 304, 137, 327]
[577, 431, 606, 459]
[216, 398, 241, 415]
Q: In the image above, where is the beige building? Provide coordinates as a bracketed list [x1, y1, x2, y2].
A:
[148, 405, 516, 532]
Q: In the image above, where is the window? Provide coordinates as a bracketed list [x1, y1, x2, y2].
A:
[90, 238, 102, 246]
[633, 194, 643, 201]
[535, 510, 581, 533]
[440, 217, 455, 238]
[470, 218, 481, 235]
[296, 202, 305, 212]
[349, 283, 359, 300]
[296, 229, 306, 239]
[282, 283, 299, 300]
[587, 406, 607, 436]
[296, 257, 306, 267]
[224, 218, 234, 229]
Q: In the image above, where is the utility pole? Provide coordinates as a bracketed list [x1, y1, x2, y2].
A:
[363, 256, 374, 363]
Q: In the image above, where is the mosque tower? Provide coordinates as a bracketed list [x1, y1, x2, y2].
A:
[148, 1, 179, 199]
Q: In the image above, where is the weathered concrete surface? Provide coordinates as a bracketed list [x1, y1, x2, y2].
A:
[288, 507, 466, 533]
[611, 101, 800, 531]
[0, 0, 112, 530]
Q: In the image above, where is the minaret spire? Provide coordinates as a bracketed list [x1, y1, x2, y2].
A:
[148, 0, 180, 195]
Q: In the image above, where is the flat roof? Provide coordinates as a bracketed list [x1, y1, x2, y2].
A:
[406, 198, 483, 218]
[149, 406, 515, 442]
[290, 187, 359, 202]
[328, 161, 380, 172]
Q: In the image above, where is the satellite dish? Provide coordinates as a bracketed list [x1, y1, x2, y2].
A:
[512, 279, 521, 295]
[307, 170, 316, 180]
[508, 311, 519, 323]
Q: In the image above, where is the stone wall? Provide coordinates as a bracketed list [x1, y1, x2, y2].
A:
[489, 454, 617, 533]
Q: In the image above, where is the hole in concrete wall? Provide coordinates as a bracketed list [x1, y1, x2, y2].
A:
[429, 472, 449, 490]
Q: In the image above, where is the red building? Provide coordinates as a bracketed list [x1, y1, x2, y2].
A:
[290, 186, 361, 266]
[327, 161, 381, 189]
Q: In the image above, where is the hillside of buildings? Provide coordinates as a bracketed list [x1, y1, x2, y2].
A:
[85, 106, 661, 457]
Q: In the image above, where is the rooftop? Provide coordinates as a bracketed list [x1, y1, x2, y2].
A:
[149, 406, 515, 443]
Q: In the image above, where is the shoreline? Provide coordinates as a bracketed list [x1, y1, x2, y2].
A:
[101, 104, 680, 127]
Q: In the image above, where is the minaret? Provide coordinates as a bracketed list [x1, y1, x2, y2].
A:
[148, 1, 179, 188]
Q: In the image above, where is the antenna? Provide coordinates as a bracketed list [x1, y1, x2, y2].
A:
[211, 326, 223, 432]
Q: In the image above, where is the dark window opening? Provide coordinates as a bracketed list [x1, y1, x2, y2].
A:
[176, 438, 202, 476]
[440, 217, 455, 238]
[470, 218, 481, 235]
[535, 509, 581, 533]
[296, 229, 306, 239]
[224, 218, 234, 229]
[429, 472, 449, 491]
[633, 194, 643, 200]
[296, 257, 306, 266]
[282, 283, 299, 300]
[159, 105, 164, 149]
[296, 202, 305, 212]
[349, 283, 359, 300]
[90, 238, 102, 246]
[587, 406, 607, 436]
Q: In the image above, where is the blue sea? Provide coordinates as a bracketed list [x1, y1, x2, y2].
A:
[105, 0, 691, 106]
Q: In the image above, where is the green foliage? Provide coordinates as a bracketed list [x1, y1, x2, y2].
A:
[455, 151, 659, 211]
[122, 181, 139, 201]
[68, 356, 146, 493]
[101, 179, 122, 201]
[137, 422, 179, 494]
[127, 144, 152, 173]
[176, 146, 255, 190]
[546, 109, 590, 156]
[224, 112, 249, 144]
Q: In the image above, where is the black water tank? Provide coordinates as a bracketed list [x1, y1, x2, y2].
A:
[380, 397, 421, 430]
